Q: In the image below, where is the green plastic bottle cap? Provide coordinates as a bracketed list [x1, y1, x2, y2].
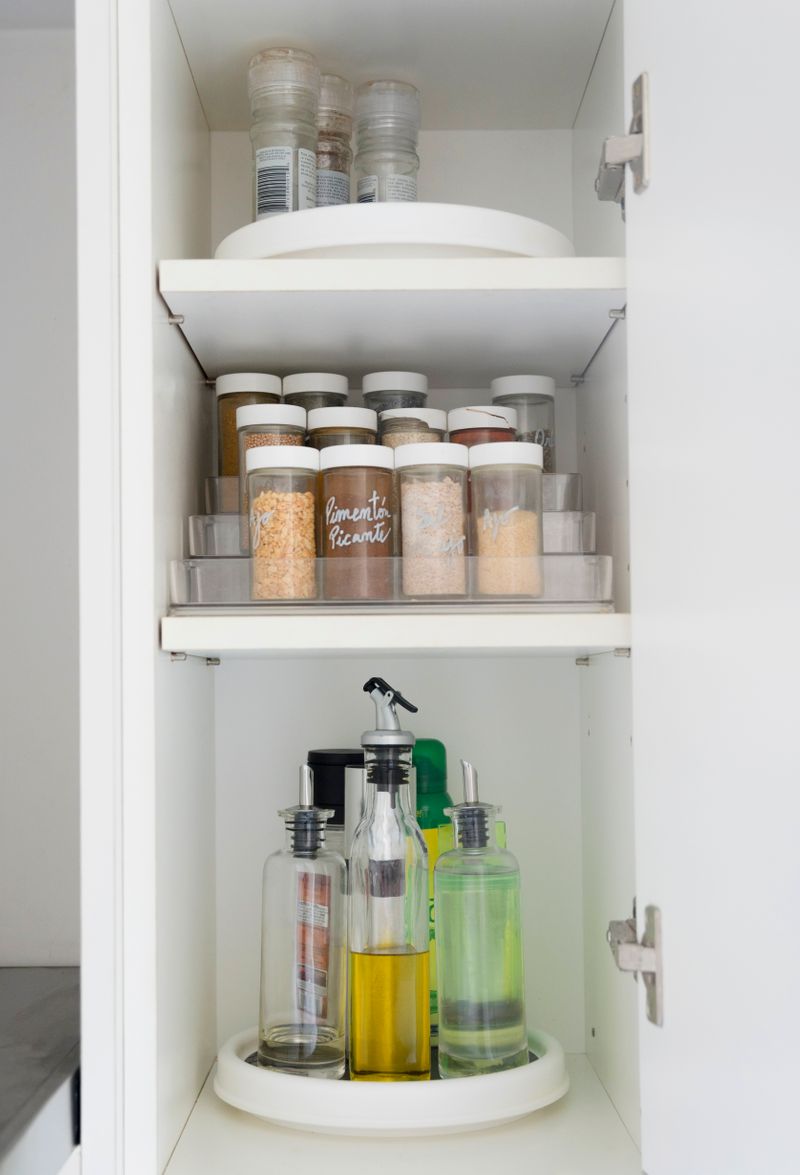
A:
[413, 738, 448, 795]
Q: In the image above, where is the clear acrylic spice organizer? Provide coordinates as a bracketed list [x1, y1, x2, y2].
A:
[169, 555, 613, 612]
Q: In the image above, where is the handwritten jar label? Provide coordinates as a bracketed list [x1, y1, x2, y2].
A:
[321, 466, 395, 599]
[325, 490, 392, 549]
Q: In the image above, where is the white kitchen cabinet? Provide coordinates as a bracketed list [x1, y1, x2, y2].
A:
[75, 2, 800, 1174]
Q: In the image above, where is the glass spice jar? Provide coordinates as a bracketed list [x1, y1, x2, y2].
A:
[395, 443, 469, 597]
[237, 404, 307, 548]
[469, 442, 544, 598]
[216, 373, 282, 477]
[283, 372, 349, 412]
[246, 445, 319, 600]
[316, 74, 353, 208]
[379, 408, 446, 448]
[362, 371, 428, 412]
[307, 407, 378, 449]
[319, 445, 395, 600]
[354, 80, 420, 204]
[248, 47, 320, 218]
[447, 406, 518, 448]
[491, 374, 557, 473]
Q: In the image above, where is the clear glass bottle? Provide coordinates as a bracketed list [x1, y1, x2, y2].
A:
[248, 47, 320, 218]
[354, 81, 420, 203]
[469, 441, 544, 597]
[349, 678, 430, 1081]
[316, 74, 353, 207]
[435, 761, 529, 1078]
[258, 765, 347, 1077]
[491, 375, 557, 472]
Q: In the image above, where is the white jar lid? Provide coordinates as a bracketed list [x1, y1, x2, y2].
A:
[491, 374, 556, 401]
[448, 406, 518, 432]
[307, 407, 378, 431]
[283, 372, 349, 396]
[469, 441, 544, 470]
[362, 371, 428, 395]
[236, 403, 306, 429]
[216, 372, 281, 398]
[379, 408, 447, 430]
[320, 444, 394, 471]
[394, 442, 469, 470]
[245, 445, 320, 474]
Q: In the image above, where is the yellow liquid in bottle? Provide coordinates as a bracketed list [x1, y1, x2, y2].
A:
[349, 948, 431, 1081]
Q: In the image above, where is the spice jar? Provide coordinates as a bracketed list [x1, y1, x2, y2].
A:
[319, 445, 395, 600]
[396, 443, 469, 597]
[307, 407, 378, 449]
[216, 373, 282, 477]
[248, 48, 320, 218]
[469, 442, 544, 598]
[246, 445, 319, 600]
[491, 375, 556, 473]
[316, 74, 353, 207]
[283, 372, 348, 412]
[379, 408, 447, 448]
[447, 406, 518, 448]
[362, 371, 428, 412]
[354, 81, 420, 203]
[237, 404, 307, 547]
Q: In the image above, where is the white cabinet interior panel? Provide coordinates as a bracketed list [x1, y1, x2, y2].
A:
[167, 0, 616, 130]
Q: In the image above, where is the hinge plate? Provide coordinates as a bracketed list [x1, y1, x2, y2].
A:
[595, 72, 650, 206]
[608, 904, 663, 1026]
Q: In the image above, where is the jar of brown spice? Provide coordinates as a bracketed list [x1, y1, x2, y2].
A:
[246, 445, 319, 601]
[447, 405, 518, 448]
[379, 408, 447, 448]
[216, 373, 281, 476]
[319, 444, 395, 600]
[307, 407, 378, 449]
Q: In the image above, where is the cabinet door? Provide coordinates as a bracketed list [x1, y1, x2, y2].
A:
[624, 4, 800, 1174]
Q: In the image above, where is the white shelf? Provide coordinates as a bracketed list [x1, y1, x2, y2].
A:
[158, 257, 626, 384]
[160, 611, 631, 657]
[165, 1055, 639, 1174]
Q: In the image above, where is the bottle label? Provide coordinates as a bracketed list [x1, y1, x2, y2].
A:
[385, 174, 417, 202]
[255, 146, 293, 218]
[298, 147, 317, 210]
[422, 827, 441, 1037]
[317, 169, 350, 206]
[357, 175, 378, 203]
[296, 872, 331, 1018]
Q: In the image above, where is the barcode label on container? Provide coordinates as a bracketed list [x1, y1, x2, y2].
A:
[357, 175, 378, 203]
[255, 146, 293, 218]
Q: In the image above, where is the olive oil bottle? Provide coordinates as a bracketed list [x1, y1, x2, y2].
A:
[348, 677, 430, 1081]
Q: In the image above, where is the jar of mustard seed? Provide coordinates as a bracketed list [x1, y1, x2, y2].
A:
[447, 405, 518, 448]
[216, 373, 282, 476]
[319, 444, 395, 600]
[307, 407, 378, 449]
[282, 371, 349, 412]
[379, 408, 447, 448]
[246, 445, 319, 600]
[236, 404, 307, 548]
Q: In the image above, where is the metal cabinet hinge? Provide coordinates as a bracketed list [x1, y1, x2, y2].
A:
[607, 904, 663, 1026]
[595, 72, 650, 214]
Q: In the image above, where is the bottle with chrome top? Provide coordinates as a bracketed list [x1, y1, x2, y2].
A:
[435, 760, 529, 1078]
[248, 47, 320, 218]
[258, 766, 347, 1077]
[349, 678, 430, 1081]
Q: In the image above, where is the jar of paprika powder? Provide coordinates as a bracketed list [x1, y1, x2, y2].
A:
[319, 445, 395, 600]
[447, 406, 518, 448]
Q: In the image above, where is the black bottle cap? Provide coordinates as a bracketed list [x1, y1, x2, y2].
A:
[306, 748, 364, 825]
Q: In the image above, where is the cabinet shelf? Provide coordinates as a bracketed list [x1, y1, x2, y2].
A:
[158, 257, 626, 384]
[165, 1054, 639, 1174]
[160, 611, 631, 657]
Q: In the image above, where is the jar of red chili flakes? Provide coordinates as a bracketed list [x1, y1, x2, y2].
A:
[447, 406, 518, 447]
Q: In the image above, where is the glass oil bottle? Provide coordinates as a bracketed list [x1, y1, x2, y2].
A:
[348, 677, 430, 1081]
[434, 761, 529, 1078]
[258, 765, 346, 1077]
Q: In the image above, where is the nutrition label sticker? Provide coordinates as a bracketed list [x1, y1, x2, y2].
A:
[385, 174, 417, 201]
[255, 146, 293, 217]
[317, 170, 350, 207]
[296, 872, 331, 1018]
[357, 175, 378, 203]
[298, 148, 317, 210]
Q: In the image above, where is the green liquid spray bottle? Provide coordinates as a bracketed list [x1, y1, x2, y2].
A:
[413, 738, 453, 1043]
[434, 760, 529, 1078]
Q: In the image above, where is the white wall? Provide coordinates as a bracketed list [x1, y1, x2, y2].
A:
[0, 29, 78, 964]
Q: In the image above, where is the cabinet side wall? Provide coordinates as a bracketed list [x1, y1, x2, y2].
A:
[149, 0, 215, 1168]
[580, 654, 639, 1143]
[213, 656, 585, 1053]
[571, 0, 625, 256]
[0, 30, 79, 966]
